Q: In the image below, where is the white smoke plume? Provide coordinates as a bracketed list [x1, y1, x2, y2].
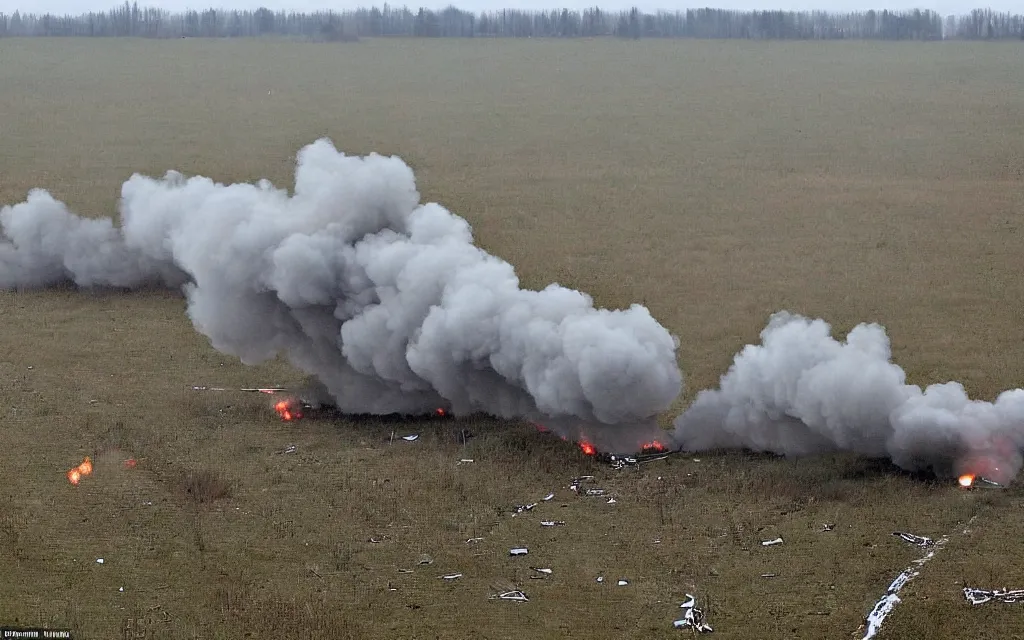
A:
[672, 311, 1024, 485]
[0, 139, 683, 451]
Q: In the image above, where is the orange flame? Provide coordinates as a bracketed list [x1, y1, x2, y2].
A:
[958, 474, 975, 488]
[435, 408, 447, 417]
[67, 456, 93, 485]
[641, 440, 667, 453]
[274, 399, 303, 421]
[579, 441, 596, 456]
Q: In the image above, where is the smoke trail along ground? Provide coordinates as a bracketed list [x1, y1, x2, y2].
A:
[0, 139, 683, 451]
[672, 311, 1024, 484]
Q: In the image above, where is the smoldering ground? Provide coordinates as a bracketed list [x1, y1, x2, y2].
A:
[672, 312, 1024, 485]
[0, 139, 683, 453]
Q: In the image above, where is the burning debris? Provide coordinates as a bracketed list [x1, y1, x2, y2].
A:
[673, 311, 1024, 487]
[958, 475, 1004, 489]
[963, 587, 1024, 605]
[66, 457, 93, 485]
[674, 594, 713, 633]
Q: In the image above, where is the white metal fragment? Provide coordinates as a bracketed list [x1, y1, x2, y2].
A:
[531, 568, 553, 575]
[893, 532, 933, 547]
[617, 579, 628, 586]
[596, 576, 604, 583]
[466, 537, 484, 544]
[492, 590, 529, 602]
[606, 498, 617, 504]
[540, 521, 566, 527]
[510, 548, 529, 556]
[96, 558, 104, 564]
[822, 523, 835, 532]
[440, 573, 462, 580]
[543, 493, 555, 501]
[401, 435, 419, 441]
[675, 593, 713, 633]
[761, 537, 783, 546]
[963, 587, 1024, 605]
[859, 533, 953, 640]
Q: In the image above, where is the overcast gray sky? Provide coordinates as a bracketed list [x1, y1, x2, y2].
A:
[1, 0, 1015, 15]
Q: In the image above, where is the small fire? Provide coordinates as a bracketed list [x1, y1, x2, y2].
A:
[435, 408, 447, 417]
[579, 440, 597, 456]
[274, 399, 303, 421]
[641, 440, 667, 453]
[533, 423, 549, 433]
[66, 456, 93, 485]
[959, 474, 975, 488]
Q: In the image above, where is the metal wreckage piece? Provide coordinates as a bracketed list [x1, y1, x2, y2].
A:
[963, 587, 1024, 605]
[674, 593, 713, 633]
[893, 532, 934, 547]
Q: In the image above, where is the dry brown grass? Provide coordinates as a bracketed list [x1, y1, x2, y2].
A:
[1, 36, 1023, 640]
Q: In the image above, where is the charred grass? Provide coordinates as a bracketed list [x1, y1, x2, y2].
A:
[1, 36, 1024, 639]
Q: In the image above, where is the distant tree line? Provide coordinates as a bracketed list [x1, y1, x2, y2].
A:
[0, 3, 1021, 41]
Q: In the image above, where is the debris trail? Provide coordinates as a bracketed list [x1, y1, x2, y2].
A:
[0, 139, 683, 450]
[858, 516, 977, 640]
[673, 311, 1024, 484]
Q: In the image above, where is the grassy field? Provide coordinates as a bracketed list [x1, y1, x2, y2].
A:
[1, 36, 1024, 639]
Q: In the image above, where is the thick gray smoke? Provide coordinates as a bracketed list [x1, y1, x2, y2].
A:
[673, 312, 1024, 484]
[0, 139, 683, 451]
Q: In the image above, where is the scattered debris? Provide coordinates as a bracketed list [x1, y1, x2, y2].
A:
[440, 573, 462, 580]
[761, 573, 777, 578]
[466, 537, 484, 544]
[491, 590, 529, 602]
[397, 569, 413, 574]
[585, 489, 606, 497]
[282, 444, 297, 454]
[822, 524, 835, 532]
[512, 503, 537, 515]
[569, 476, 595, 493]
[596, 576, 604, 583]
[417, 554, 434, 565]
[761, 537, 783, 546]
[540, 521, 566, 527]
[457, 459, 474, 465]
[617, 579, 629, 586]
[859, 530, 958, 640]
[118, 587, 124, 592]
[308, 567, 324, 581]
[401, 435, 419, 441]
[96, 558, 104, 564]
[510, 548, 529, 556]
[531, 567, 552, 575]
[606, 498, 617, 504]
[674, 593, 713, 632]
[893, 532, 933, 547]
[963, 587, 1024, 605]
[543, 493, 555, 501]
[369, 535, 390, 544]
[387, 582, 398, 591]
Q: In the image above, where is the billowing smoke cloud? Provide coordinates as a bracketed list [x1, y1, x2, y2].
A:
[0, 139, 683, 451]
[673, 312, 1024, 484]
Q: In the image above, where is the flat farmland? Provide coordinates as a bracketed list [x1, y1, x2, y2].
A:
[1, 36, 1023, 639]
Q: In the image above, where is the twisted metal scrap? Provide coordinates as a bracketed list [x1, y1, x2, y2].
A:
[674, 593, 713, 633]
[963, 587, 1024, 605]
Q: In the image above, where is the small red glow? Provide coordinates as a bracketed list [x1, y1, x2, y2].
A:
[124, 458, 137, 469]
[579, 441, 596, 456]
[435, 408, 447, 417]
